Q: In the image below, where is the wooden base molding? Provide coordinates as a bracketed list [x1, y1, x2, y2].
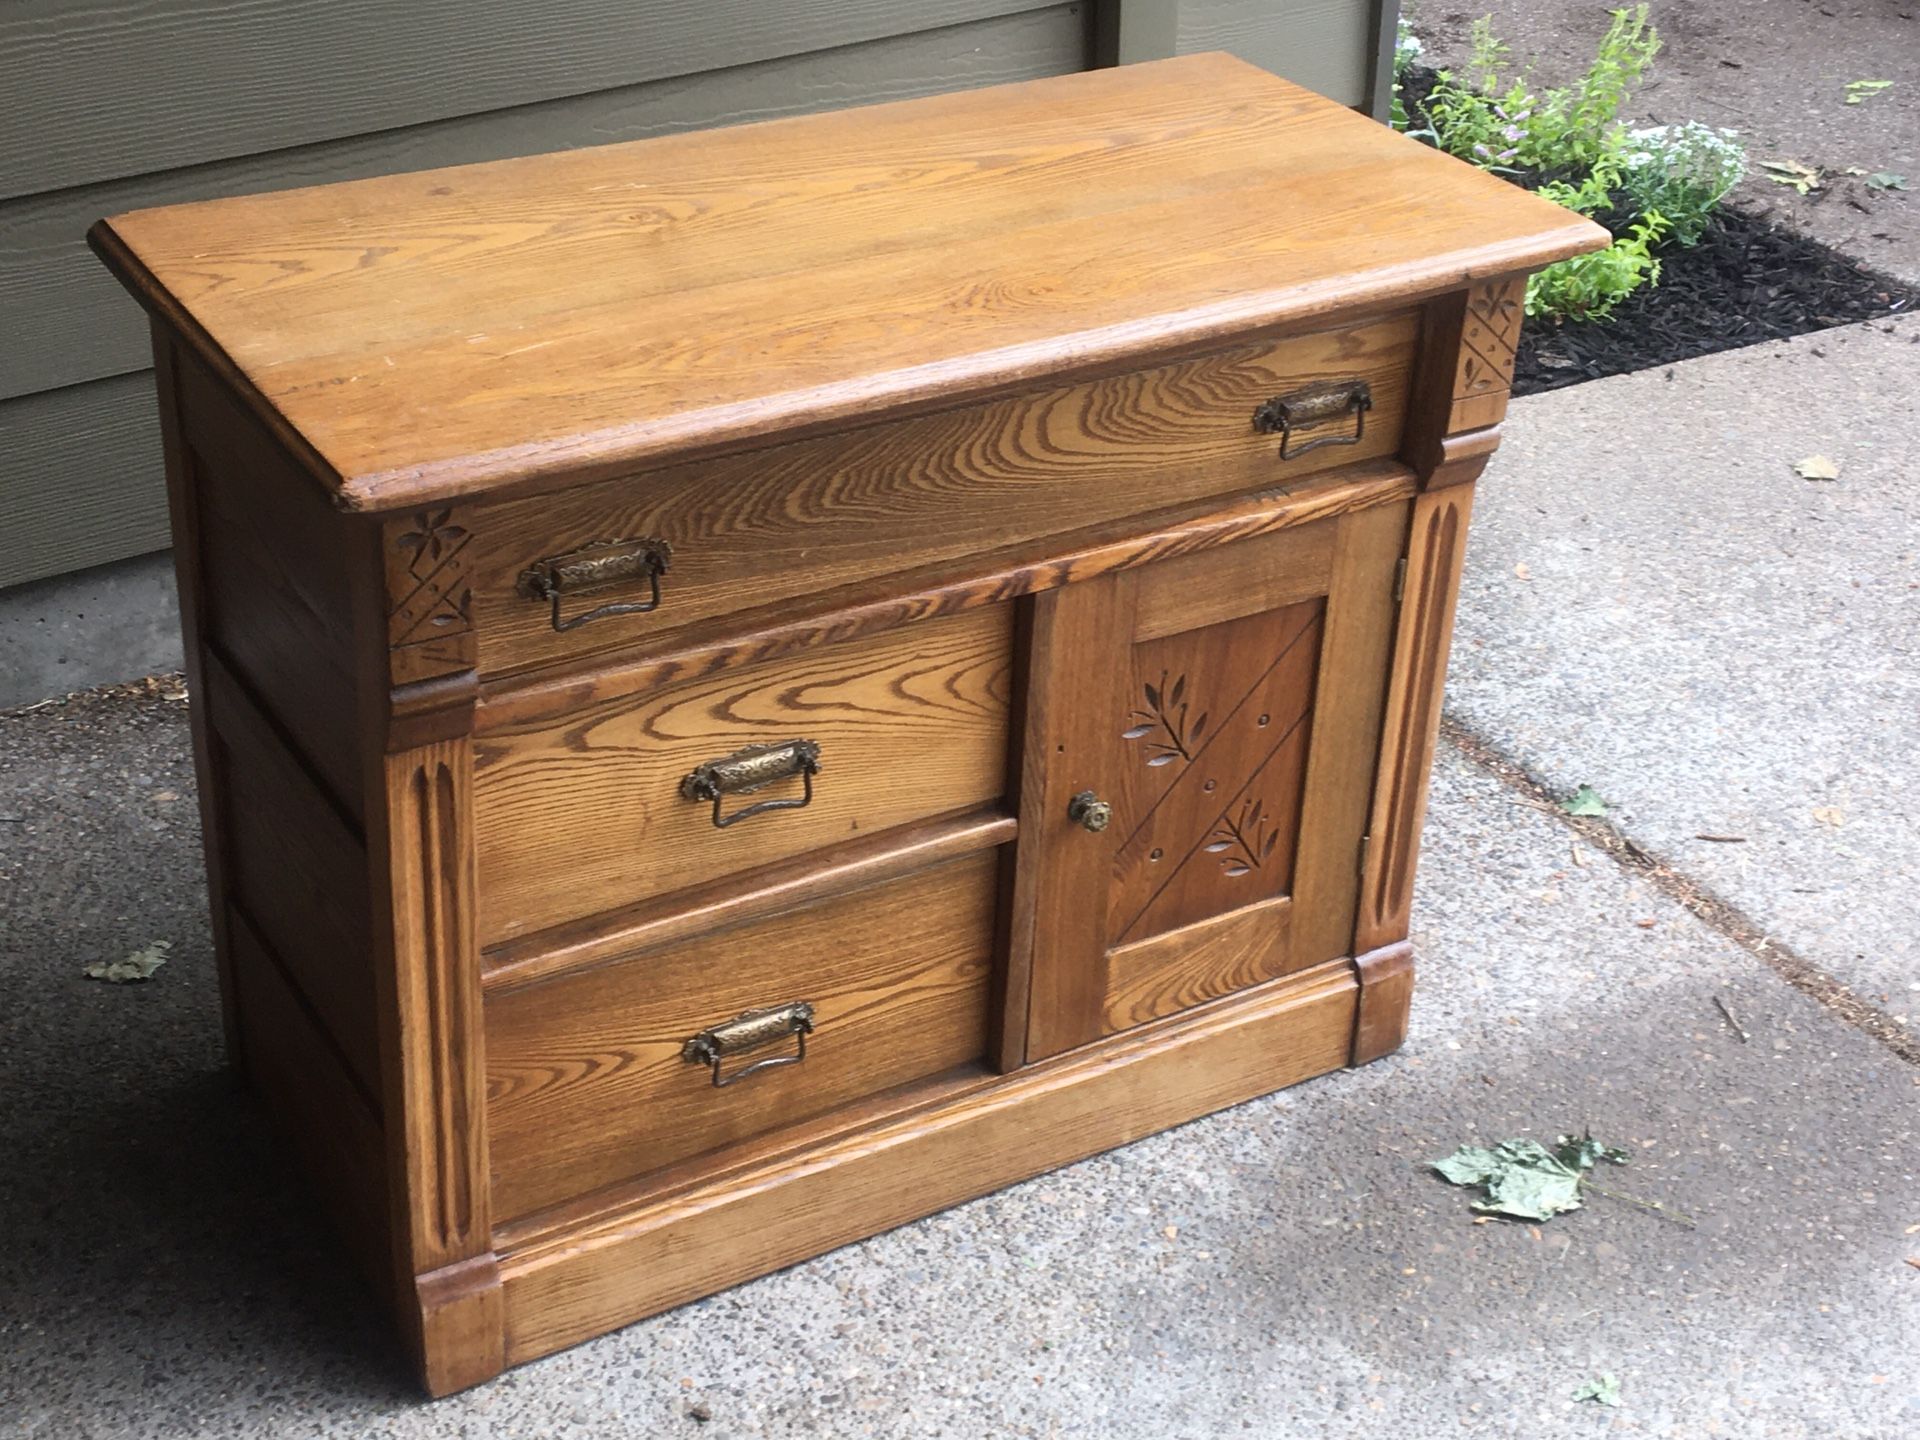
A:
[1349, 940, 1415, 1065]
[487, 961, 1357, 1381]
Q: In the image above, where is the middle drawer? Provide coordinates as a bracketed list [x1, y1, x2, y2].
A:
[473, 605, 1012, 945]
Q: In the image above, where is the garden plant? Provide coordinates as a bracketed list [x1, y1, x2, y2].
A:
[1394, 6, 1748, 323]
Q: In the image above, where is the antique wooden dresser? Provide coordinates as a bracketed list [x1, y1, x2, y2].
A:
[92, 55, 1602, 1393]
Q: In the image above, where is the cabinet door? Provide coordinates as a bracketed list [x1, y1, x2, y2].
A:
[1015, 501, 1408, 1061]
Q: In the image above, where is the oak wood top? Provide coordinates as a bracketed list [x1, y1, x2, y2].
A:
[91, 54, 1604, 512]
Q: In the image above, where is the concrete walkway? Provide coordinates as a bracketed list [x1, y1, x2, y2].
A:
[3, 321, 1917, 1437]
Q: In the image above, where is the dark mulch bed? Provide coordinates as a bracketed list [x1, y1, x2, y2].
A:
[1514, 209, 1916, 395]
[1397, 66, 1918, 396]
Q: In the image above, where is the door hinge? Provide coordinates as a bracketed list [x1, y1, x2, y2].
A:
[1358, 832, 1372, 879]
[1392, 556, 1408, 605]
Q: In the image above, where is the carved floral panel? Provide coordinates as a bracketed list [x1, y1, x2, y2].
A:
[1108, 596, 1324, 946]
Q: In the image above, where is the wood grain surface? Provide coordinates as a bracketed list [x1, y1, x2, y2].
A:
[3, 5, 1085, 400]
[91, 55, 1604, 511]
[1018, 500, 1405, 1060]
[475, 462, 1418, 729]
[203, 650, 379, 1099]
[177, 353, 363, 816]
[468, 315, 1415, 677]
[472, 606, 1012, 943]
[1100, 894, 1293, 1035]
[485, 850, 998, 1222]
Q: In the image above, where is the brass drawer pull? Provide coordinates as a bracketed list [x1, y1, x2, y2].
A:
[680, 739, 823, 829]
[682, 1001, 816, 1088]
[516, 536, 672, 632]
[1252, 379, 1373, 460]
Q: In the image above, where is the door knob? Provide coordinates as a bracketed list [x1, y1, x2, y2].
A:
[1067, 790, 1112, 832]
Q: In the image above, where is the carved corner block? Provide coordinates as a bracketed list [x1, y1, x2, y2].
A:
[380, 507, 479, 747]
[1350, 940, 1414, 1065]
[1404, 277, 1524, 489]
[1449, 277, 1523, 434]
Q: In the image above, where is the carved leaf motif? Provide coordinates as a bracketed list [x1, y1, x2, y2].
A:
[1207, 797, 1274, 877]
[1123, 670, 1204, 766]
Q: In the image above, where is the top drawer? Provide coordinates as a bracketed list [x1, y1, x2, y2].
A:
[465, 312, 1419, 678]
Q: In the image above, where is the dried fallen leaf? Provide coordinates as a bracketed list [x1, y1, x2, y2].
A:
[84, 939, 171, 984]
[1430, 1133, 1629, 1222]
[1812, 806, 1846, 828]
[1760, 158, 1822, 194]
[1794, 454, 1840, 481]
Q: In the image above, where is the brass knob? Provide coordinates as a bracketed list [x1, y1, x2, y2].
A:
[1067, 790, 1112, 833]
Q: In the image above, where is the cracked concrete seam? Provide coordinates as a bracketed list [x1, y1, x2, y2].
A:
[1439, 713, 1920, 1067]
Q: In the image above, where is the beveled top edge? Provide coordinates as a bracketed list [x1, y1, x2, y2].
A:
[93, 55, 1606, 513]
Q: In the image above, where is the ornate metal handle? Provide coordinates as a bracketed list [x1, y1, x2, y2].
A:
[1067, 790, 1112, 832]
[680, 739, 823, 829]
[1252, 380, 1373, 461]
[681, 1001, 815, 1088]
[516, 536, 672, 632]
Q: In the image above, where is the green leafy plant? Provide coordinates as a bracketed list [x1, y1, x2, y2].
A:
[1620, 122, 1747, 244]
[1526, 209, 1670, 322]
[1422, 7, 1660, 175]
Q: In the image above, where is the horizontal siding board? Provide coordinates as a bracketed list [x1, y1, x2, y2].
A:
[0, 3, 1089, 402]
[1178, 0, 1372, 107]
[0, 375, 167, 588]
[0, 7, 1089, 589]
[2, 0, 1051, 200]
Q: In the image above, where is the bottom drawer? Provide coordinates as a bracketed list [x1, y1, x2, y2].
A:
[485, 849, 1000, 1223]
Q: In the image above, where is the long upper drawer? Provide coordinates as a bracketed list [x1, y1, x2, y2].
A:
[466, 313, 1418, 678]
